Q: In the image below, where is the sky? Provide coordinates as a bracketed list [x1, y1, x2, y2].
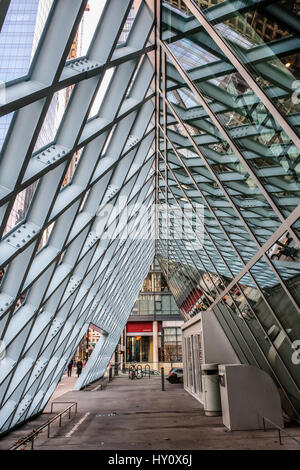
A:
[81, 0, 113, 117]
[80, 0, 106, 56]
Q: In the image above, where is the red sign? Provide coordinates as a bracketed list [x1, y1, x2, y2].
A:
[126, 322, 162, 333]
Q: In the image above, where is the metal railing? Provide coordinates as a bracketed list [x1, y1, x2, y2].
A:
[262, 417, 300, 446]
[9, 402, 77, 450]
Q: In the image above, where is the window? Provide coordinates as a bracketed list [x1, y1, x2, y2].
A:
[163, 327, 182, 362]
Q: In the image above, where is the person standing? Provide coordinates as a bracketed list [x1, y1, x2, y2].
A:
[76, 359, 83, 377]
[67, 359, 73, 377]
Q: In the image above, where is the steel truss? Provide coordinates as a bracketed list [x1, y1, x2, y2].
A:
[0, 0, 156, 434]
[157, 0, 300, 419]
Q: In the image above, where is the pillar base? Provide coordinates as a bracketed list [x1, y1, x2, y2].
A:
[204, 410, 222, 417]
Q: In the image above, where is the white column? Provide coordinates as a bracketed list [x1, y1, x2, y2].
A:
[153, 320, 158, 371]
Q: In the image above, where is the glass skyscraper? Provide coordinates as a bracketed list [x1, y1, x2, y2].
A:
[0, 0, 54, 235]
[0, 0, 54, 149]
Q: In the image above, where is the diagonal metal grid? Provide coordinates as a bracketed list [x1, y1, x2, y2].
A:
[0, 0, 300, 434]
[0, 0, 156, 434]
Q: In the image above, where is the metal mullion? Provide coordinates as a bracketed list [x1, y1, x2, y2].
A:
[158, 129, 248, 275]
[0, 1, 90, 235]
[155, 0, 160, 253]
[158, 124, 250, 273]
[0, 121, 154, 403]
[2, 184, 154, 408]
[159, 39, 287, 225]
[157, 185, 204, 297]
[162, 156, 235, 286]
[261, 252, 300, 315]
[214, 300, 300, 418]
[203, 205, 300, 314]
[162, 49, 169, 280]
[159, 182, 224, 307]
[184, 0, 300, 150]
[0, 161, 75, 344]
[158, 98, 269, 251]
[37, 154, 154, 320]
[0, 121, 154, 279]
[0, 44, 155, 119]
[0, 95, 154, 210]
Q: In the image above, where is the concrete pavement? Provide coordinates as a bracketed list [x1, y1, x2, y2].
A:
[0, 375, 300, 450]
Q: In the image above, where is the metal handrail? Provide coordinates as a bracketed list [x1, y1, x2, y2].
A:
[50, 401, 78, 415]
[262, 416, 300, 446]
[9, 402, 77, 450]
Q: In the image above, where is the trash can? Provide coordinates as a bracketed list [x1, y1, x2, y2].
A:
[202, 363, 222, 416]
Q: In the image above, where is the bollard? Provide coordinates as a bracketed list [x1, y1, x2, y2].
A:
[161, 367, 165, 391]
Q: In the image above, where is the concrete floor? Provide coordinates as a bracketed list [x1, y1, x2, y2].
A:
[1, 375, 300, 450]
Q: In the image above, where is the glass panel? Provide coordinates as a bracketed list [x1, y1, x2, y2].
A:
[3, 181, 38, 236]
[266, 230, 300, 307]
[162, 0, 300, 217]
[249, 257, 300, 342]
[0, 0, 54, 84]
[194, 0, 300, 128]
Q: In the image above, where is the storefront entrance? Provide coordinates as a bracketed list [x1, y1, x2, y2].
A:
[126, 336, 152, 362]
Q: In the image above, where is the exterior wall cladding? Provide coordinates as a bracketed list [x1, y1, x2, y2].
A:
[0, 0, 299, 434]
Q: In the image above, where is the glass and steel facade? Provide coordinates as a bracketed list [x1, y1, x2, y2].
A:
[130, 258, 180, 317]
[0, 0, 299, 434]
[0, 0, 155, 433]
[157, 0, 300, 419]
[125, 258, 182, 367]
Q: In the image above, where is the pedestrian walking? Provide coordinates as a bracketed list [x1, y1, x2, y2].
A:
[76, 359, 83, 377]
[67, 359, 73, 377]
